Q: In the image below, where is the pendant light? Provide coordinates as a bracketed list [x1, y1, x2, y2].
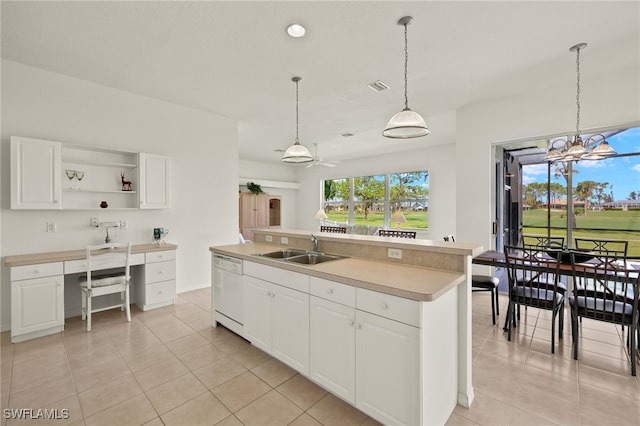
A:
[282, 76, 313, 163]
[383, 16, 429, 139]
[544, 43, 617, 162]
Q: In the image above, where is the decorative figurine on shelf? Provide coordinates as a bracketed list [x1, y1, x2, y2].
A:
[121, 172, 133, 191]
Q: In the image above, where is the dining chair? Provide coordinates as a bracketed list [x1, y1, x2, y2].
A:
[523, 235, 565, 249]
[504, 244, 565, 353]
[568, 251, 638, 375]
[574, 237, 628, 257]
[320, 225, 347, 234]
[79, 242, 132, 331]
[378, 229, 416, 239]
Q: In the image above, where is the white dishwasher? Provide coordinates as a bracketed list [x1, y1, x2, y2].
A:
[212, 254, 244, 336]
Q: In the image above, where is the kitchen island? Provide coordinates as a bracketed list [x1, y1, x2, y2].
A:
[210, 229, 482, 426]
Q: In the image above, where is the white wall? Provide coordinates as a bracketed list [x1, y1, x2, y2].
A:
[295, 143, 457, 241]
[1, 60, 239, 331]
[456, 65, 640, 257]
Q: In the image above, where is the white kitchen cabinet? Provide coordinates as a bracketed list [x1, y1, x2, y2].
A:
[10, 136, 171, 210]
[139, 153, 171, 209]
[243, 275, 310, 374]
[243, 261, 310, 375]
[355, 309, 420, 426]
[10, 262, 65, 342]
[310, 295, 356, 403]
[10, 136, 62, 209]
[134, 250, 176, 311]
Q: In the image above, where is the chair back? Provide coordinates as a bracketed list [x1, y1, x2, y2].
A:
[569, 251, 638, 326]
[504, 244, 563, 309]
[523, 235, 565, 249]
[574, 238, 628, 257]
[378, 229, 416, 239]
[320, 225, 347, 234]
[85, 242, 131, 290]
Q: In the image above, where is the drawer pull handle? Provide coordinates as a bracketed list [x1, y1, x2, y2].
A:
[327, 288, 334, 294]
[380, 302, 388, 310]
[33, 269, 39, 274]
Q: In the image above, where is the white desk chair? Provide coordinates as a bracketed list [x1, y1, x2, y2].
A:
[80, 242, 132, 331]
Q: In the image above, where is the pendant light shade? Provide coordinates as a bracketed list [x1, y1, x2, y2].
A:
[543, 43, 617, 162]
[383, 16, 429, 139]
[282, 76, 313, 164]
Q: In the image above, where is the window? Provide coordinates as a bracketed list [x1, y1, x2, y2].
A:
[520, 127, 640, 256]
[323, 170, 429, 233]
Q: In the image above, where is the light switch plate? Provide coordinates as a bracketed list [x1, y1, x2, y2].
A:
[266, 235, 273, 242]
[388, 248, 402, 259]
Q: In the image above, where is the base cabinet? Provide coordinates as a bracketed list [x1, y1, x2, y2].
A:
[243, 274, 310, 375]
[10, 262, 65, 342]
[309, 296, 356, 403]
[355, 310, 420, 426]
[134, 250, 176, 311]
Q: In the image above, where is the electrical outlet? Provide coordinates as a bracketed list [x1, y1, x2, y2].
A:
[388, 248, 403, 260]
[90, 217, 99, 227]
[281, 237, 289, 245]
[46, 221, 56, 233]
[266, 235, 273, 242]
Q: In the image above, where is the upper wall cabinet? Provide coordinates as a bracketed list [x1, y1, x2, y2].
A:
[10, 136, 171, 210]
[139, 153, 171, 209]
[11, 137, 62, 209]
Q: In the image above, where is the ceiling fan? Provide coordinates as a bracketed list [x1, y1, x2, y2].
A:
[306, 143, 337, 168]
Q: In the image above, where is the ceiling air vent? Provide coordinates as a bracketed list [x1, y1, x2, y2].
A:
[368, 80, 390, 92]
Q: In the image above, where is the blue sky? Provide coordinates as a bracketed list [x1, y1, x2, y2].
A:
[523, 127, 640, 201]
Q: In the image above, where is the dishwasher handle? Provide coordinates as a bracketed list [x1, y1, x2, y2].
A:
[214, 254, 243, 274]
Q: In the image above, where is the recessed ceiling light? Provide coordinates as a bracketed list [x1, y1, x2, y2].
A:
[287, 23, 306, 38]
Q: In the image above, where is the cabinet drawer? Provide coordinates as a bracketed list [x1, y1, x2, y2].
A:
[310, 277, 356, 307]
[145, 280, 176, 305]
[11, 262, 63, 281]
[244, 261, 309, 292]
[145, 250, 176, 263]
[65, 253, 144, 274]
[356, 288, 420, 327]
[145, 260, 176, 284]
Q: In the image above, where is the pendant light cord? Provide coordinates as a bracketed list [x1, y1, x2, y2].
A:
[403, 22, 409, 110]
[295, 79, 300, 143]
[575, 46, 581, 137]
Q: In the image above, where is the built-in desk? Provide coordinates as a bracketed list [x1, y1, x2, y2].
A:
[4, 243, 177, 342]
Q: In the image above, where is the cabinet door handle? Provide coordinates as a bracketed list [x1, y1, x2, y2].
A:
[347, 319, 354, 327]
[355, 323, 362, 330]
[380, 302, 388, 310]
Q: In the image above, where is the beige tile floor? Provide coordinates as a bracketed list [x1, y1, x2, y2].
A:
[1, 288, 638, 426]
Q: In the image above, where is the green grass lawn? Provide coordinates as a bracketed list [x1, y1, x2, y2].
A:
[523, 208, 640, 256]
[326, 210, 428, 229]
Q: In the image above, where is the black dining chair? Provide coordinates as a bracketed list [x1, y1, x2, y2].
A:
[320, 225, 347, 234]
[568, 251, 638, 376]
[504, 245, 565, 353]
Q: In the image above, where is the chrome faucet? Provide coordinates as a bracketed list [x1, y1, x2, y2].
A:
[311, 234, 319, 252]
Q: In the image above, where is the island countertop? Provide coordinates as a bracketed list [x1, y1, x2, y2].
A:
[211, 242, 466, 302]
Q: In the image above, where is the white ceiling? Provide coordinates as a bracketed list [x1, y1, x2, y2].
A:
[2, 1, 639, 164]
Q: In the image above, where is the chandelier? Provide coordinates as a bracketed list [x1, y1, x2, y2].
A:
[544, 43, 616, 162]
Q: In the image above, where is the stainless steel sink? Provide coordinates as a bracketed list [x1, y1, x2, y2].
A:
[254, 249, 347, 265]
[285, 253, 345, 265]
[257, 249, 308, 259]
